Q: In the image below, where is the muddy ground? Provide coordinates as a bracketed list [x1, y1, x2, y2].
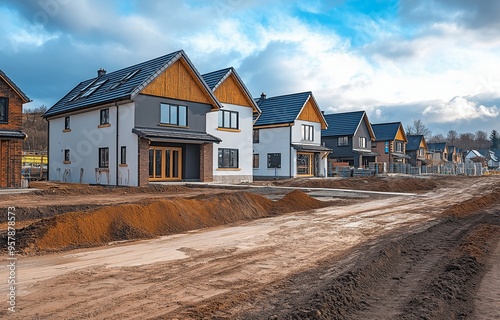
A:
[0, 175, 499, 319]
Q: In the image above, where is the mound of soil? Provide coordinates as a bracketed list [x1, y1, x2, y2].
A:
[443, 187, 500, 217]
[29, 182, 189, 196]
[272, 176, 439, 193]
[12, 190, 330, 254]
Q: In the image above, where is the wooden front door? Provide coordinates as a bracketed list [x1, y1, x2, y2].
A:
[149, 147, 182, 181]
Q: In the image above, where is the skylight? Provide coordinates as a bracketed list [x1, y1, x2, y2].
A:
[80, 79, 107, 98]
[107, 68, 141, 91]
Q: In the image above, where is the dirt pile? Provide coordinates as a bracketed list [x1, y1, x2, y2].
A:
[443, 187, 500, 217]
[13, 190, 330, 254]
[30, 182, 189, 196]
[272, 176, 439, 193]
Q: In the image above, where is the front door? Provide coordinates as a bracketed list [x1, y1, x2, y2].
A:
[297, 152, 313, 176]
[149, 147, 182, 181]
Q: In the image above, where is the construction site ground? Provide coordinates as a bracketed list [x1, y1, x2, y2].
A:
[0, 175, 499, 319]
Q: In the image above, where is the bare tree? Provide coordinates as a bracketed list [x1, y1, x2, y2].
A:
[446, 130, 458, 146]
[428, 133, 445, 143]
[457, 132, 475, 150]
[475, 131, 489, 149]
[405, 119, 431, 138]
[22, 105, 48, 152]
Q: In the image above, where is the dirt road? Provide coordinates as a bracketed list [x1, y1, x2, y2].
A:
[1, 176, 499, 319]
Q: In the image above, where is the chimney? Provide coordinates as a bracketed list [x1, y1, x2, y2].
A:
[260, 92, 266, 100]
[97, 68, 106, 77]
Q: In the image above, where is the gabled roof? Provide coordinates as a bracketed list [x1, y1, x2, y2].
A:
[44, 50, 222, 118]
[201, 67, 261, 115]
[371, 122, 407, 142]
[254, 91, 327, 128]
[0, 69, 31, 103]
[406, 135, 426, 151]
[428, 142, 448, 152]
[322, 110, 375, 139]
[466, 149, 484, 158]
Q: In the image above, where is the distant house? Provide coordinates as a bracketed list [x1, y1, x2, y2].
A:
[321, 111, 377, 168]
[406, 135, 430, 167]
[253, 92, 331, 178]
[447, 145, 463, 164]
[477, 149, 499, 169]
[371, 122, 409, 165]
[202, 67, 261, 183]
[428, 142, 449, 165]
[44, 50, 227, 186]
[0, 69, 31, 188]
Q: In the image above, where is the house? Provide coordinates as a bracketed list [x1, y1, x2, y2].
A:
[371, 122, 410, 165]
[477, 149, 499, 169]
[321, 111, 377, 168]
[202, 67, 261, 183]
[43, 50, 228, 186]
[252, 92, 331, 178]
[0, 69, 31, 188]
[447, 145, 463, 164]
[406, 135, 430, 167]
[427, 142, 449, 165]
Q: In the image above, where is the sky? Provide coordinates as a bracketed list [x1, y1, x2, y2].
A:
[1, 0, 500, 137]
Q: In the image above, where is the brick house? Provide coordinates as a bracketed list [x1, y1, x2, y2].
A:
[0, 69, 31, 188]
[371, 122, 410, 165]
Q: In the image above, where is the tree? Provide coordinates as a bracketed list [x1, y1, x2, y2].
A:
[446, 130, 458, 146]
[428, 134, 445, 143]
[475, 131, 490, 149]
[490, 130, 500, 150]
[457, 132, 475, 150]
[405, 119, 431, 138]
[22, 105, 48, 151]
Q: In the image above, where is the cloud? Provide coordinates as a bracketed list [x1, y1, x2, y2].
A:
[423, 96, 499, 122]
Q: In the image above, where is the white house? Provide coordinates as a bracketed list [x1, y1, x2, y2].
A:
[202, 68, 261, 183]
[43, 50, 235, 186]
[252, 92, 331, 179]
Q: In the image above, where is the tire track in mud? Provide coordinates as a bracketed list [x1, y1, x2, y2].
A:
[234, 209, 500, 320]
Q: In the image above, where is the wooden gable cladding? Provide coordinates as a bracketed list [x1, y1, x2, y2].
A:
[141, 58, 213, 106]
[395, 125, 407, 142]
[213, 73, 254, 109]
[297, 98, 327, 129]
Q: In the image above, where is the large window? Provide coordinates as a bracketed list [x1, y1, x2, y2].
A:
[99, 147, 109, 168]
[253, 129, 259, 143]
[161, 103, 187, 126]
[338, 136, 349, 146]
[218, 148, 238, 168]
[218, 110, 238, 129]
[0, 97, 7, 122]
[302, 125, 314, 141]
[253, 154, 259, 168]
[359, 137, 367, 149]
[100, 109, 109, 125]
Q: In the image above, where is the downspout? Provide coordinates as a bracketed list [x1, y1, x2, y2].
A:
[115, 102, 119, 186]
[289, 125, 292, 178]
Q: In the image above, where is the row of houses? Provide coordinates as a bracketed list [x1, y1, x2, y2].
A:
[0, 50, 497, 187]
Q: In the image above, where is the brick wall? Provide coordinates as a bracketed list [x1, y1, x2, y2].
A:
[138, 138, 150, 186]
[372, 141, 390, 164]
[0, 78, 24, 131]
[200, 143, 213, 182]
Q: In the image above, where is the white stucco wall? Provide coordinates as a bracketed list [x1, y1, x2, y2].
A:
[252, 126, 293, 178]
[48, 102, 138, 186]
[206, 103, 254, 183]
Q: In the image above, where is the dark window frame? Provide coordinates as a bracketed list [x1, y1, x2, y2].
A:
[100, 108, 109, 125]
[253, 129, 259, 143]
[218, 110, 239, 129]
[160, 103, 187, 126]
[120, 146, 127, 165]
[64, 149, 70, 162]
[64, 116, 70, 130]
[0, 97, 8, 123]
[302, 124, 314, 141]
[359, 137, 367, 149]
[338, 136, 349, 146]
[99, 147, 109, 168]
[218, 148, 239, 168]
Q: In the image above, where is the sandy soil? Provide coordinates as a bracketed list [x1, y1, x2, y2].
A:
[0, 176, 499, 319]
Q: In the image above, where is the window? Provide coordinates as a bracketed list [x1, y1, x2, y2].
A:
[418, 148, 425, 157]
[302, 125, 314, 141]
[267, 153, 281, 168]
[99, 147, 109, 168]
[80, 79, 107, 98]
[0, 97, 7, 122]
[64, 116, 70, 130]
[359, 137, 367, 149]
[100, 109, 109, 125]
[218, 148, 238, 168]
[253, 129, 259, 143]
[371, 141, 377, 148]
[108, 69, 141, 91]
[121, 146, 127, 165]
[161, 103, 187, 126]
[253, 154, 259, 168]
[64, 149, 70, 162]
[395, 141, 403, 153]
[218, 110, 239, 129]
[338, 136, 349, 146]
